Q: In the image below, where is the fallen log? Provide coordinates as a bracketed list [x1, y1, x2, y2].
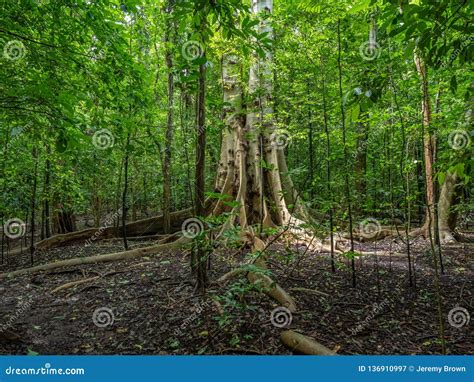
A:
[281, 330, 336, 355]
[0, 236, 191, 280]
[34, 208, 193, 250]
[114, 208, 192, 237]
[36, 228, 103, 250]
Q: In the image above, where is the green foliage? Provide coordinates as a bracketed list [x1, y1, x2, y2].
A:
[0, 0, 471, 239]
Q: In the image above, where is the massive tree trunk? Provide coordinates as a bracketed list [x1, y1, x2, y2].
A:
[213, 0, 306, 230]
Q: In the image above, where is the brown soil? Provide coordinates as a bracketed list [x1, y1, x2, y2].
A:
[0, 234, 472, 355]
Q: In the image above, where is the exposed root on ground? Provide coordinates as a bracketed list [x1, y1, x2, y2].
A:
[51, 276, 100, 293]
[248, 271, 297, 312]
[5, 214, 337, 354]
[0, 236, 190, 280]
[237, 227, 337, 352]
[217, 268, 247, 284]
[281, 330, 336, 355]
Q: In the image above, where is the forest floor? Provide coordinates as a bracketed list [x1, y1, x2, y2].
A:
[0, 233, 472, 355]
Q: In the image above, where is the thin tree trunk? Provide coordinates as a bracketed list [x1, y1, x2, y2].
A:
[122, 132, 131, 250]
[194, 56, 208, 291]
[30, 146, 39, 265]
[44, 142, 51, 238]
[433, 86, 443, 273]
[142, 173, 148, 216]
[337, 19, 356, 287]
[162, 0, 175, 234]
[414, 51, 436, 237]
[355, 114, 368, 212]
[180, 90, 194, 206]
[390, 69, 414, 287]
[115, 157, 124, 235]
[308, 109, 314, 200]
[320, 53, 335, 273]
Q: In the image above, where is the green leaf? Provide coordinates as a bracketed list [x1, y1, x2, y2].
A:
[438, 171, 446, 186]
[352, 104, 360, 121]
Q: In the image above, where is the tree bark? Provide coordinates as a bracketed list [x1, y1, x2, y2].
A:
[414, 50, 436, 237]
[35, 208, 193, 250]
[122, 132, 131, 250]
[194, 54, 208, 290]
[162, 0, 175, 234]
[337, 18, 356, 287]
[213, 0, 308, 231]
[42, 143, 51, 238]
[437, 104, 471, 242]
[320, 53, 335, 272]
[281, 330, 336, 355]
[438, 172, 462, 243]
[30, 146, 39, 265]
